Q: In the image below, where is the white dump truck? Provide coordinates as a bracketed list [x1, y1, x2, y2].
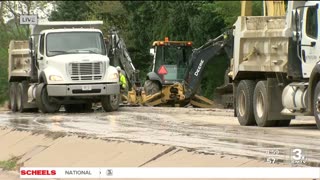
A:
[8, 21, 120, 113]
[227, 1, 320, 128]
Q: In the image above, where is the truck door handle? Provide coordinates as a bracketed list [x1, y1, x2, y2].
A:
[302, 50, 306, 63]
[301, 41, 316, 47]
[38, 56, 43, 60]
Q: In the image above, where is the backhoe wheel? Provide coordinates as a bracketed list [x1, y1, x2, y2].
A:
[253, 81, 277, 127]
[236, 80, 256, 126]
[9, 82, 18, 112]
[36, 83, 60, 113]
[144, 80, 161, 96]
[101, 94, 119, 112]
[313, 81, 320, 129]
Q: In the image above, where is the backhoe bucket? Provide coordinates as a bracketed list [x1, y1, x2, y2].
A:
[190, 94, 216, 108]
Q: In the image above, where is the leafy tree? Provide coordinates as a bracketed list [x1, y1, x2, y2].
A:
[87, 1, 128, 32]
[0, 1, 52, 105]
[121, 1, 228, 96]
[49, 1, 91, 21]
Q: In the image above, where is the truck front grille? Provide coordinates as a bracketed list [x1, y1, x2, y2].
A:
[68, 62, 104, 81]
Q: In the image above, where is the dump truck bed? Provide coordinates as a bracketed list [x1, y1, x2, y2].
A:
[8, 41, 32, 81]
[232, 16, 289, 79]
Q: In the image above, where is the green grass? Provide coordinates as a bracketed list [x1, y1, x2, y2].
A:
[0, 156, 21, 171]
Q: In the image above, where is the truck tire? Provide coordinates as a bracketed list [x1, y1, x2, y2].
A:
[236, 80, 256, 126]
[16, 81, 38, 112]
[36, 83, 60, 113]
[253, 81, 277, 127]
[17, 82, 27, 112]
[9, 82, 18, 112]
[144, 80, 161, 96]
[313, 81, 320, 129]
[101, 94, 119, 112]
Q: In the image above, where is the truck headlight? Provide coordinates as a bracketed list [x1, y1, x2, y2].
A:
[49, 75, 63, 81]
[111, 73, 119, 80]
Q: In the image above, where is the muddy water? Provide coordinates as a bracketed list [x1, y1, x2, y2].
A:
[0, 107, 320, 167]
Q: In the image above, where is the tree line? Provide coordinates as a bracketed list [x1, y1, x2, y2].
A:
[0, 1, 263, 104]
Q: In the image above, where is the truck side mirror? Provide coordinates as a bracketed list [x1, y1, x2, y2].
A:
[149, 48, 155, 56]
[29, 37, 33, 53]
[29, 37, 35, 58]
[104, 37, 110, 55]
[293, 9, 302, 41]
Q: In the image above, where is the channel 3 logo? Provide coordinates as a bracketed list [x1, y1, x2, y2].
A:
[291, 148, 307, 166]
[106, 169, 113, 176]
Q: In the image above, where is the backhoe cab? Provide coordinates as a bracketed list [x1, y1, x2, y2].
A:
[147, 37, 193, 85]
[141, 37, 193, 106]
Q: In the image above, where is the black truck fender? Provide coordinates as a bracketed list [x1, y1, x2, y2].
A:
[307, 63, 320, 114]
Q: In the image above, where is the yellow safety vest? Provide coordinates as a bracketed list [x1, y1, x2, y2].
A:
[119, 73, 127, 89]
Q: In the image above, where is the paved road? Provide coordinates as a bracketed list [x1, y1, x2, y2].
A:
[0, 107, 319, 167]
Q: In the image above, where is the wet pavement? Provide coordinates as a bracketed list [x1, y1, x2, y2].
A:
[0, 107, 320, 167]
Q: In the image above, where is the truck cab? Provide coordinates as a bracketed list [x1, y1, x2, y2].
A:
[36, 29, 110, 83]
[8, 21, 120, 113]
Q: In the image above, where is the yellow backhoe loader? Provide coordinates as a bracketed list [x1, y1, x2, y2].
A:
[106, 30, 233, 108]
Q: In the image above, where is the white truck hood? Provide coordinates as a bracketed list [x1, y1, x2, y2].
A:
[46, 53, 109, 63]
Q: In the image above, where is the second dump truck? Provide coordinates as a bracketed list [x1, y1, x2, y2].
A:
[226, 1, 320, 128]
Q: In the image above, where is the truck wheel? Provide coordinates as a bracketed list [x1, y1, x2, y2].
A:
[9, 82, 18, 112]
[253, 81, 277, 127]
[17, 82, 26, 112]
[236, 80, 256, 126]
[16, 81, 38, 112]
[313, 81, 320, 129]
[101, 94, 119, 112]
[36, 83, 60, 113]
[144, 80, 160, 96]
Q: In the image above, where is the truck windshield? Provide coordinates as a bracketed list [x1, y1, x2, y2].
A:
[46, 32, 106, 57]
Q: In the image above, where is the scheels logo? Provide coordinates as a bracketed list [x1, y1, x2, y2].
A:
[20, 170, 56, 175]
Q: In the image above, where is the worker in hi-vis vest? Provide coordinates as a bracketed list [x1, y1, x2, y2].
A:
[116, 66, 127, 90]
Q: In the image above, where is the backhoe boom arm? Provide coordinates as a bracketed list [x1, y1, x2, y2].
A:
[108, 30, 140, 87]
[184, 31, 233, 99]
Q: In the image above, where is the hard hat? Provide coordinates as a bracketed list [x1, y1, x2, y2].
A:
[116, 66, 121, 71]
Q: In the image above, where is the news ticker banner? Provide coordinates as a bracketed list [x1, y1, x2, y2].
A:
[20, 167, 320, 179]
